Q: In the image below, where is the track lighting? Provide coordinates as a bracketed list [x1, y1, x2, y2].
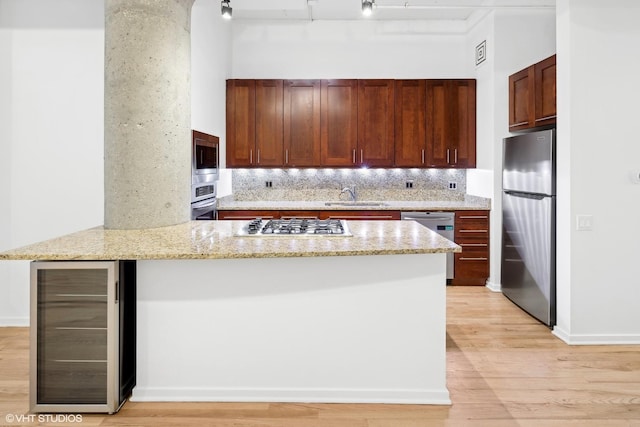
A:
[221, 0, 232, 20]
[362, 0, 374, 16]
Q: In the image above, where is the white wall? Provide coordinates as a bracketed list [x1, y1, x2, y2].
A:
[0, 0, 232, 325]
[0, 0, 104, 325]
[191, 0, 233, 196]
[231, 20, 471, 78]
[467, 10, 556, 290]
[554, 0, 640, 343]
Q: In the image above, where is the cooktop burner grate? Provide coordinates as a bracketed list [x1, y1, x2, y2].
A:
[239, 218, 352, 237]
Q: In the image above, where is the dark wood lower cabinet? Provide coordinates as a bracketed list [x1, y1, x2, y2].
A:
[31, 261, 136, 413]
[452, 211, 490, 285]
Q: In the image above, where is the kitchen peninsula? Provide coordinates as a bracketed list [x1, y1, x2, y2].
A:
[0, 220, 459, 405]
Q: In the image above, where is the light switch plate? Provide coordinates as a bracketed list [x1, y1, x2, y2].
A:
[576, 215, 593, 231]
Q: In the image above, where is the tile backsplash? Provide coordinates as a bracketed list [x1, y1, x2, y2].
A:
[230, 168, 467, 201]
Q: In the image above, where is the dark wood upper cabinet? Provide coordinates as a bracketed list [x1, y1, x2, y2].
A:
[226, 79, 256, 167]
[320, 80, 359, 167]
[284, 80, 321, 167]
[228, 78, 477, 169]
[509, 54, 556, 131]
[255, 80, 283, 166]
[357, 79, 395, 167]
[534, 54, 557, 127]
[394, 80, 427, 167]
[226, 79, 283, 167]
[426, 79, 476, 168]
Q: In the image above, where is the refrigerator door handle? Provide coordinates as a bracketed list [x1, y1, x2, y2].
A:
[504, 190, 547, 200]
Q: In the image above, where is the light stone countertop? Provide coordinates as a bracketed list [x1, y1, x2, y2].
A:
[0, 220, 461, 261]
[217, 196, 491, 211]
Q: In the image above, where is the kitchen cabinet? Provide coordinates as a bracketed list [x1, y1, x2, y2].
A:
[508, 54, 556, 131]
[426, 79, 476, 168]
[284, 80, 321, 167]
[226, 79, 283, 167]
[534, 55, 557, 128]
[357, 79, 395, 167]
[452, 210, 489, 286]
[226, 79, 256, 167]
[218, 210, 321, 220]
[319, 210, 401, 220]
[320, 79, 359, 167]
[394, 80, 427, 167]
[218, 210, 401, 221]
[30, 261, 136, 413]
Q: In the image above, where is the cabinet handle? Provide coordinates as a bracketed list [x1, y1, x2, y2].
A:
[458, 215, 488, 219]
[115, 280, 119, 304]
[460, 243, 487, 247]
[535, 115, 557, 122]
[285, 149, 289, 164]
[421, 149, 425, 164]
[446, 149, 450, 164]
[454, 148, 458, 164]
[360, 149, 363, 164]
[459, 257, 488, 261]
[352, 149, 356, 164]
[257, 149, 261, 164]
[250, 149, 253, 164]
[459, 229, 488, 233]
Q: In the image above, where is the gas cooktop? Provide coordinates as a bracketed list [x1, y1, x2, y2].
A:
[236, 218, 353, 237]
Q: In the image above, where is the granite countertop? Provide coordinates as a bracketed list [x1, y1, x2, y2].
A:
[0, 220, 461, 261]
[217, 196, 491, 211]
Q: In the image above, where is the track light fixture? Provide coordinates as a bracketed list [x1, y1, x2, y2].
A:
[362, 0, 374, 16]
[221, 0, 232, 20]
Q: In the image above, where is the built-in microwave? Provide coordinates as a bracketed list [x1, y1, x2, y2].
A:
[192, 130, 219, 180]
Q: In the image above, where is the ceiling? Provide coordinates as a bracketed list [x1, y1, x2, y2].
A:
[230, 0, 556, 24]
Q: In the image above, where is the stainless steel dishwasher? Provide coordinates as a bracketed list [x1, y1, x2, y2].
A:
[401, 211, 455, 280]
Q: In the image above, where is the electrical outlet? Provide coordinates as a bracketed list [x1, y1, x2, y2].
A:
[448, 182, 457, 190]
[405, 180, 414, 189]
[265, 181, 273, 188]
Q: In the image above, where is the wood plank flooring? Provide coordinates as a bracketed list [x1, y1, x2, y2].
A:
[1, 286, 640, 426]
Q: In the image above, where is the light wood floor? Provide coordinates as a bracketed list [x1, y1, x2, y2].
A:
[2, 286, 640, 426]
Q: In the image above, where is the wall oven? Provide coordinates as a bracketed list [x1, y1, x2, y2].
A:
[191, 130, 219, 220]
[191, 196, 217, 220]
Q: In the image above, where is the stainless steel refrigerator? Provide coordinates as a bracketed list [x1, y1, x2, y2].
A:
[501, 129, 556, 326]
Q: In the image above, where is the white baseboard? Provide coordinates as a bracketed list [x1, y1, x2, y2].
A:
[130, 386, 452, 405]
[485, 280, 501, 292]
[553, 327, 640, 345]
[0, 317, 29, 327]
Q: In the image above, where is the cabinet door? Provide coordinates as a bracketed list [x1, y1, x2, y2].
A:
[534, 54, 557, 127]
[255, 80, 284, 167]
[226, 80, 256, 167]
[426, 80, 476, 168]
[394, 80, 426, 167]
[284, 80, 321, 167]
[357, 79, 395, 167]
[320, 79, 358, 167]
[508, 66, 535, 131]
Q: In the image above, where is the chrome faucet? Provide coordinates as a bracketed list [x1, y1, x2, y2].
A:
[340, 186, 357, 202]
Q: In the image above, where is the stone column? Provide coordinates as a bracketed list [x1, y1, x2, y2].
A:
[104, 0, 195, 229]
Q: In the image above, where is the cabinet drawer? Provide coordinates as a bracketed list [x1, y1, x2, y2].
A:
[320, 210, 401, 220]
[454, 254, 489, 279]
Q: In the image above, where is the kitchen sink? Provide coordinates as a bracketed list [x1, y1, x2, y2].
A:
[324, 201, 388, 207]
